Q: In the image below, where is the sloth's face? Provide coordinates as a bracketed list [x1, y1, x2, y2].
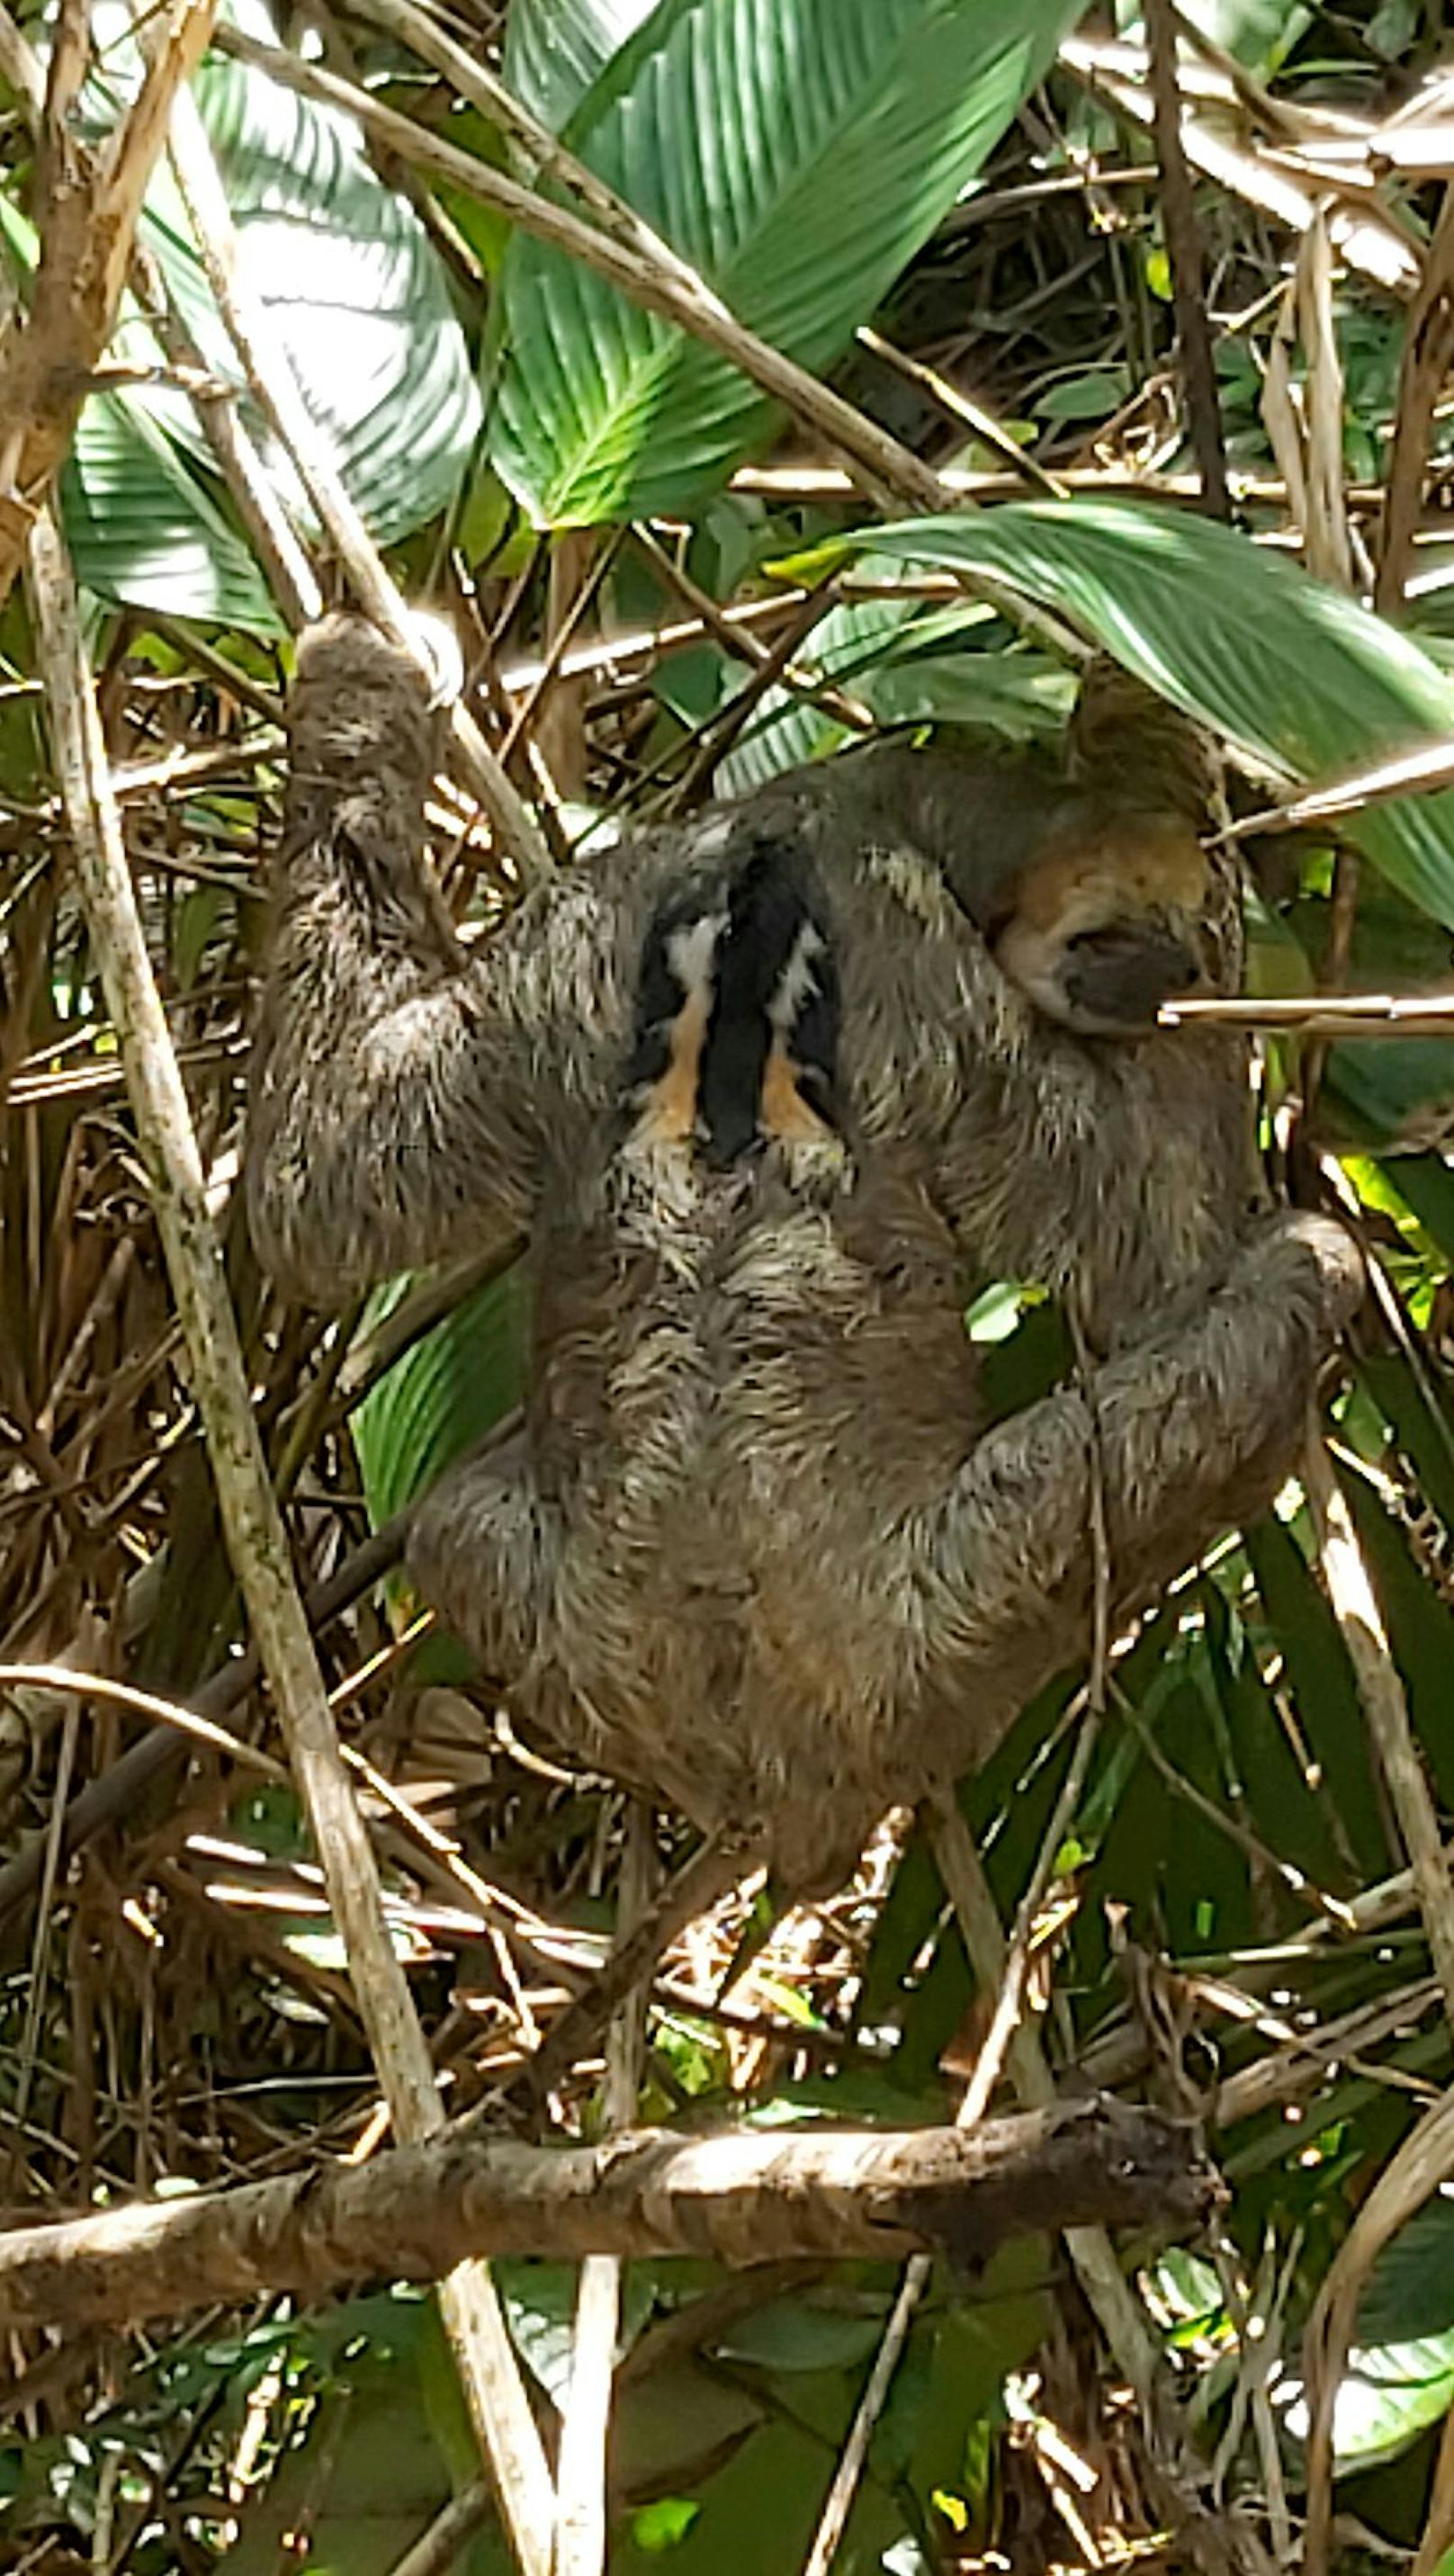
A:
[989, 818, 1211, 1037]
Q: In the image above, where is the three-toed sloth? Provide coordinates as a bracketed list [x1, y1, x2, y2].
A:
[247, 618, 1360, 1895]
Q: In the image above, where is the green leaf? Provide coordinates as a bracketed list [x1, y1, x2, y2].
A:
[74, 26, 481, 624]
[503, 0, 662, 133]
[1340, 1461, 1454, 1809]
[1359, 1351, 1454, 1539]
[492, 0, 1082, 525]
[187, 53, 480, 540]
[848, 505, 1454, 925]
[1283, 2332, 1454, 2475]
[714, 573, 1001, 795]
[713, 579, 1071, 797]
[1174, 0, 1311, 74]
[351, 1266, 529, 1530]
[715, 2293, 886, 2374]
[1243, 1518, 1389, 1880]
[631, 2498, 703, 2554]
[61, 395, 283, 633]
[1203, 1585, 1350, 1898]
[1324, 1040, 1454, 1153]
[1361, 2200, 1454, 2347]
[1386, 1153, 1454, 1269]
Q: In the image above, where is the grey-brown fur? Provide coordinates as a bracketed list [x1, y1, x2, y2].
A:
[247, 617, 1361, 1894]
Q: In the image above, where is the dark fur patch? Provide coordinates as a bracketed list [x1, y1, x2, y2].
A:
[627, 835, 840, 1162]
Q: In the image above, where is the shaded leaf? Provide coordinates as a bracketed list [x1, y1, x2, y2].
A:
[1340, 1460, 1454, 1809]
[1244, 1518, 1390, 1880]
[1361, 2198, 1454, 2346]
[351, 1266, 529, 1530]
[849, 506, 1454, 924]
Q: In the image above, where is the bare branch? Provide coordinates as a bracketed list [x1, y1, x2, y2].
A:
[26, 510, 552, 2576]
[0, 2100, 1214, 2336]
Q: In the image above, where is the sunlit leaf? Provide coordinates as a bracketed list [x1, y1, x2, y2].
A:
[61, 395, 282, 633]
[66, 7, 481, 623]
[1278, 2330, 1454, 2473]
[502, 0, 662, 132]
[493, 0, 1082, 524]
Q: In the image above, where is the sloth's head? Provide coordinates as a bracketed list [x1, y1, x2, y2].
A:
[987, 814, 1211, 1037]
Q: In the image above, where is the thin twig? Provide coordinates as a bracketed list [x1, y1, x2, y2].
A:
[553, 1806, 656, 2576]
[1162, 991, 1454, 1036]
[1304, 1433, 1454, 2036]
[0, 1665, 289, 1780]
[498, 1830, 763, 2108]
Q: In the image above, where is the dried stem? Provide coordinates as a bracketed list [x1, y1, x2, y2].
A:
[1144, 0, 1229, 519]
[1305, 1434, 1454, 2035]
[26, 509, 552, 2576]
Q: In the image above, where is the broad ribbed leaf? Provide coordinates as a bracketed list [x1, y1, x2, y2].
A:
[714, 588, 1069, 796]
[152, 55, 480, 549]
[62, 397, 282, 633]
[351, 1267, 529, 1530]
[61, 15, 480, 624]
[714, 576, 957, 796]
[493, 0, 1082, 525]
[853, 505, 1454, 924]
[502, 0, 660, 133]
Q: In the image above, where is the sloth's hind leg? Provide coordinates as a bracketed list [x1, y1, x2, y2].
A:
[911, 1212, 1362, 1760]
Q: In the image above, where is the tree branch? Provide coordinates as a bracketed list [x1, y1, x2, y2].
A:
[0, 2099, 1214, 2337]
[0, 1, 217, 612]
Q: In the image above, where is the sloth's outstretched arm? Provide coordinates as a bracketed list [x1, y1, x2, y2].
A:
[915, 1212, 1362, 1720]
[247, 616, 551, 1306]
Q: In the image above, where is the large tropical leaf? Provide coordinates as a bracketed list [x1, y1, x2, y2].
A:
[147, 50, 480, 547]
[60, 395, 283, 633]
[64, 7, 480, 624]
[491, 0, 1082, 525]
[502, 0, 661, 134]
[847, 504, 1454, 925]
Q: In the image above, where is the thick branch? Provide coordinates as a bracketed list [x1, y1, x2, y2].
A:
[0, 2100, 1214, 2335]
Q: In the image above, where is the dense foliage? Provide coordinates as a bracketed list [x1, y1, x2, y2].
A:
[4, 1, 1454, 2570]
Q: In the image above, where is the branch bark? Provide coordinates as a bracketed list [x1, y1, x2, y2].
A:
[26, 511, 553, 2576]
[0, 1, 217, 612]
[0, 2099, 1214, 2337]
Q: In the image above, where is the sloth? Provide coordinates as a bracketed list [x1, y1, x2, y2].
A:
[246, 616, 1360, 1895]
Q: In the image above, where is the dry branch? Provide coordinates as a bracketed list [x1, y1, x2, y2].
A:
[0, 2099, 1213, 2336]
[1378, 185, 1454, 612]
[26, 511, 552, 2576]
[0, 0, 216, 611]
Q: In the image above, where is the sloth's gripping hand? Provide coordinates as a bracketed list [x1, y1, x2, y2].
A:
[246, 615, 549, 1303]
